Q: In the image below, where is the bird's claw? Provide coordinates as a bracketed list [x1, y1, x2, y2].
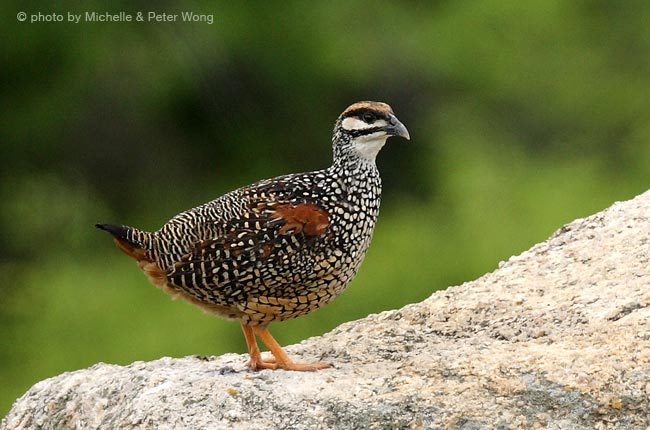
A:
[248, 355, 330, 372]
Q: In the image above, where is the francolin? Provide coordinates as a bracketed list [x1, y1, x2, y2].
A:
[97, 101, 409, 371]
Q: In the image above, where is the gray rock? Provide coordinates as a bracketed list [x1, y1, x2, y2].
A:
[3, 191, 650, 430]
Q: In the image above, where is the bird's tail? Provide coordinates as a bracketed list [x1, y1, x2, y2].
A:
[95, 223, 155, 259]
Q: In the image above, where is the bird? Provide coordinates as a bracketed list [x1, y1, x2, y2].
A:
[96, 101, 410, 371]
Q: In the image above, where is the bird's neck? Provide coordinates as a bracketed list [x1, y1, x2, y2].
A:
[331, 137, 382, 194]
[332, 132, 385, 165]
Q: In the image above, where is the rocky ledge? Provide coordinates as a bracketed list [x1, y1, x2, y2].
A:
[3, 191, 650, 429]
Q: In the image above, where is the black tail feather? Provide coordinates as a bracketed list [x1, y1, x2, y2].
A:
[95, 223, 152, 250]
[95, 223, 130, 241]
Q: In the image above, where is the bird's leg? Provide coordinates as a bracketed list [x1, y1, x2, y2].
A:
[252, 326, 331, 371]
[241, 323, 277, 370]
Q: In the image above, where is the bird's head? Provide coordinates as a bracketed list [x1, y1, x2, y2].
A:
[333, 101, 410, 163]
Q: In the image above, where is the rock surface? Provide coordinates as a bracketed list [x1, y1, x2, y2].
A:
[3, 191, 650, 430]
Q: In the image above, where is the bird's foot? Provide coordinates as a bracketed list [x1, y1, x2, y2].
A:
[248, 354, 330, 371]
[247, 354, 278, 370]
[276, 361, 331, 371]
[242, 323, 331, 371]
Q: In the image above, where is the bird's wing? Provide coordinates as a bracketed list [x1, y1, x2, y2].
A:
[165, 187, 332, 301]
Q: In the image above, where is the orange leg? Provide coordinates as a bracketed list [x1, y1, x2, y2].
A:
[240, 323, 330, 371]
[241, 323, 277, 370]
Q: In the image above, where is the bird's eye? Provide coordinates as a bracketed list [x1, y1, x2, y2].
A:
[361, 112, 376, 123]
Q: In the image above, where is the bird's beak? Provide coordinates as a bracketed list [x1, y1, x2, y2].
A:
[386, 114, 410, 140]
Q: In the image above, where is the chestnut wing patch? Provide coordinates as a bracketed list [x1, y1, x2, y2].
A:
[166, 201, 330, 293]
[272, 203, 329, 236]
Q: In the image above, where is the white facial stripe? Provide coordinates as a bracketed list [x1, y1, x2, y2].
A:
[341, 117, 388, 131]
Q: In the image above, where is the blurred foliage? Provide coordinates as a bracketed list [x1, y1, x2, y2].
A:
[1, 0, 649, 416]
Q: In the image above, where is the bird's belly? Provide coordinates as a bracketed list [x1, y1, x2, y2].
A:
[236, 233, 376, 325]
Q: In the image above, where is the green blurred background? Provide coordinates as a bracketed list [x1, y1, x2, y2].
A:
[2, 0, 649, 415]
